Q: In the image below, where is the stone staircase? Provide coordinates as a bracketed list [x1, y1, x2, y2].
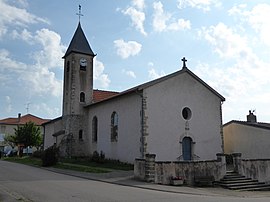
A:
[216, 171, 270, 191]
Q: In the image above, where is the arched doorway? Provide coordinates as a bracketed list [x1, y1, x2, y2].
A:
[182, 137, 192, 160]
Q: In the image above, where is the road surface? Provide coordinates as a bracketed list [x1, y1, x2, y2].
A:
[0, 160, 270, 202]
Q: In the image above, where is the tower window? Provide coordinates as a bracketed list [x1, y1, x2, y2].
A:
[111, 111, 118, 142]
[79, 130, 83, 140]
[92, 116, 98, 143]
[80, 92, 85, 103]
[67, 61, 70, 72]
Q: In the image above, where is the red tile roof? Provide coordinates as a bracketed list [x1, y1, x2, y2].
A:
[0, 114, 50, 126]
[93, 89, 119, 103]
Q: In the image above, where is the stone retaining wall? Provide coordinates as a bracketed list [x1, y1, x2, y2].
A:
[134, 153, 226, 185]
[240, 159, 270, 183]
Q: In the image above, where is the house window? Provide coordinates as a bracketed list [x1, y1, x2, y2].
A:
[80, 92, 85, 103]
[1, 126, 6, 133]
[111, 111, 118, 142]
[79, 130, 83, 140]
[182, 107, 192, 120]
[92, 116, 98, 142]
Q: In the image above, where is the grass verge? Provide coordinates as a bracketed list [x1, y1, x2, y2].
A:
[2, 156, 133, 173]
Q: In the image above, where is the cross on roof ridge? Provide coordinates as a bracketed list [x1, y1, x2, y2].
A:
[181, 57, 187, 69]
[76, 4, 84, 22]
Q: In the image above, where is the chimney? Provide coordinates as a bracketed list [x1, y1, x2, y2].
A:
[247, 110, 257, 123]
[18, 113, 21, 123]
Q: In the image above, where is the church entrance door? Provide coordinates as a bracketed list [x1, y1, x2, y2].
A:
[182, 137, 192, 160]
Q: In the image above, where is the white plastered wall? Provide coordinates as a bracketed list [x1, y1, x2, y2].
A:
[144, 72, 223, 161]
[86, 93, 142, 163]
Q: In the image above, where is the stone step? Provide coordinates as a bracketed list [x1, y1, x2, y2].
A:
[220, 181, 263, 188]
[220, 177, 252, 182]
[229, 183, 270, 191]
[222, 176, 249, 181]
[219, 179, 258, 185]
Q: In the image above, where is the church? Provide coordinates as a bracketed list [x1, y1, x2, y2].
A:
[43, 22, 225, 163]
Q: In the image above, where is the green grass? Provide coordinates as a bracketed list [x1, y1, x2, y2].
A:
[54, 162, 111, 173]
[3, 156, 42, 166]
[3, 156, 134, 173]
[60, 158, 134, 171]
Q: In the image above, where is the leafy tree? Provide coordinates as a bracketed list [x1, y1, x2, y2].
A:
[4, 121, 42, 149]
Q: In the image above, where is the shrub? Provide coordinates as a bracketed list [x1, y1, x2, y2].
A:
[42, 146, 59, 167]
[91, 150, 105, 163]
[32, 150, 43, 158]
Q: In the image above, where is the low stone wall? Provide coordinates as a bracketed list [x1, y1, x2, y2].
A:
[240, 159, 270, 183]
[134, 153, 226, 185]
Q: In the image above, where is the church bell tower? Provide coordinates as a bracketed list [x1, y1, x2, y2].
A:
[62, 22, 95, 116]
[61, 21, 95, 156]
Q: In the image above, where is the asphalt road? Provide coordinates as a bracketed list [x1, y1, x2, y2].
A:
[1, 160, 270, 202]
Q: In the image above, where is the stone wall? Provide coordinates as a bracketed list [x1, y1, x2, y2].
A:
[240, 159, 270, 183]
[134, 153, 226, 185]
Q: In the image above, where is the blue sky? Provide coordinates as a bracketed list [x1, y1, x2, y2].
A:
[1, 0, 270, 123]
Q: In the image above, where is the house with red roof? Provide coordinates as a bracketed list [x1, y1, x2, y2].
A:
[0, 113, 50, 152]
[43, 22, 226, 164]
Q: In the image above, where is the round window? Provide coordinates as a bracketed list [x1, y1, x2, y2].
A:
[182, 107, 192, 120]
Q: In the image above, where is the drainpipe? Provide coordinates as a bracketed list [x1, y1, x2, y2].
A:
[220, 101, 224, 153]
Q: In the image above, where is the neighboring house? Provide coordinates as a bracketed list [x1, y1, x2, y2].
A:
[224, 111, 270, 159]
[43, 22, 225, 163]
[0, 114, 50, 151]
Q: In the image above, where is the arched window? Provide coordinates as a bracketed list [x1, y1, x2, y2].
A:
[92, 116, 98, 142]
[80, 92, 85, 103]
[67, 61, 70, 72]
[182, 137, 192, 160]
[111, 111, 118, 142]
[79, 130, 83, 140]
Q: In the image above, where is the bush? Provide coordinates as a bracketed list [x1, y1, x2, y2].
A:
[32, 150, 43, 158]
[42, 146, 59, 167]
[91, 150, 105, 163]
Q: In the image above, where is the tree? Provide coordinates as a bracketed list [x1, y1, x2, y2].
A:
[4, 121, 42, 150]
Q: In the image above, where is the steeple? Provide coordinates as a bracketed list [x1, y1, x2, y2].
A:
[63, 22, 95, 58]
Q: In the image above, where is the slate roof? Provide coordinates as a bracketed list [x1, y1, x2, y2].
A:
[224, 120, 270, 130]
[63, 22, 95, 58]
[0, 114, 50, 126]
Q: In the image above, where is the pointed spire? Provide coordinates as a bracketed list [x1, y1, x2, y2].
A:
[63, 22, 95, 58]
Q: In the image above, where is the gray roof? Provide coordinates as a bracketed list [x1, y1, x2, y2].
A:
[85, 67, 225, 108]
[63, 22, 95, 58]
[224, 120, 270, 130]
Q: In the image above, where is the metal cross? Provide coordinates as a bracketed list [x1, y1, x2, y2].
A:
[181, 57, 187, 68]
[76, 5, 84, 21]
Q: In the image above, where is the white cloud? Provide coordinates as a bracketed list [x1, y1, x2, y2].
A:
[197, 20, 270, 122]
[199, 22, 251, 59]
[33, 103, 60, 119]
[123, 0, 147, 36]
[122, 69, 136, 78]
[33, 29, 66, 68]
[114, 39, 142, 59]
[153, 1, 191, 32]
[229, 4, 270, 46]
[177, 0, 221, 12]
[148, 67, 165, 80]
[132, 0, 145, 10]
[94, 59, 110, 88]
[0, 0, 49, 38]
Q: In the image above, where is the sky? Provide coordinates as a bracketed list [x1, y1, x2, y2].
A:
[1, 0, 270, 123]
